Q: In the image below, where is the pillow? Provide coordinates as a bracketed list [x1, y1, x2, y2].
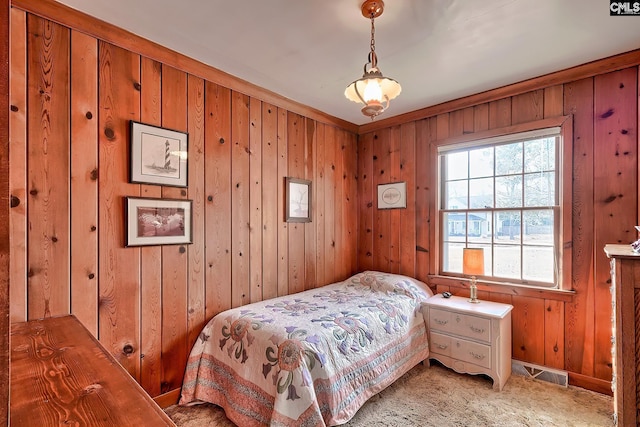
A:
[346, 270, 433, 301]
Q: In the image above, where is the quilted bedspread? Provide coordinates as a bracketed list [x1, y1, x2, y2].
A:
[179, 271, 433, 426]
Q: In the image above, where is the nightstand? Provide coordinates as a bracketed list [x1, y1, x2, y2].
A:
[422, 294, 513, 391]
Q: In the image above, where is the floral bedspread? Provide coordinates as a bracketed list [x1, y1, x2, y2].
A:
[179, 271, 433, 427]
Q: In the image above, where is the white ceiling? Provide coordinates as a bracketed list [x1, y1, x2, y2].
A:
[56, 0, 640, 126]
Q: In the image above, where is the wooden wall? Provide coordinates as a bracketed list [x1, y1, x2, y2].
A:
[1, 0, 10, 422]
[358, 60, 640, 393]
[8, 6, 358, 399]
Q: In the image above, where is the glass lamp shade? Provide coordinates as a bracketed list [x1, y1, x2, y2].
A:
[344, 68, 401, 117]
[462, 248, 485, 276]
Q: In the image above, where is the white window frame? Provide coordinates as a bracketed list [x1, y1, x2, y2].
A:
[433, 116, 573, 292]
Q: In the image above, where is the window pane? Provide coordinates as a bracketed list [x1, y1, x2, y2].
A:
[495, 175, 522, 208]
[524, 172, 555, 207]
[494, 245, 521, 279]
[443, 212, 466, 242]
[525, 137, 555, 173]
[523, 210, 554, 245]
[442, 242, 464, 273]
[469, 147, 493, 178]
[444, 180, 467, 210]
[469, 178, 493, 209]
[523, 246, 554, 283]
[446, 152, 468, 180]
[494, 211, 521, 244]
[478, 245, 492, 277]
[495, 142, 522, 175]
[468, 211, 491, 244]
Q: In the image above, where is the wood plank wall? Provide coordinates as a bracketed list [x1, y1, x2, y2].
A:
[8, 9, 358, 398]
[358, 66, 640, 393]
[1, 0, 10, 422]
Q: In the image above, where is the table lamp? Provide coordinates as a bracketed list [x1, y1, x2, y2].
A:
[463, 248, 484, 303]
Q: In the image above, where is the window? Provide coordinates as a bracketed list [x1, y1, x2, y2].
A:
[439, 127, 562, 288]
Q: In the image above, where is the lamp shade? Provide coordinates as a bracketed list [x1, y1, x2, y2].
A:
[463, 248, 485, 276]
[344, 69, 401, 117]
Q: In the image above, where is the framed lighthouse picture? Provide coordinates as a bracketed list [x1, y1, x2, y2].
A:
[130, 121, 189, 187]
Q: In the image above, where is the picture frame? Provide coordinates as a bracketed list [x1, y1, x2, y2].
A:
[125, 197, 193, 247]
[130, 120, 188, 187]
[377, 181, 407, 209]
[285, 177, 312, 222]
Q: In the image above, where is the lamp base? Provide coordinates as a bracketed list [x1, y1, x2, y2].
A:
[469, 281, 480, 303]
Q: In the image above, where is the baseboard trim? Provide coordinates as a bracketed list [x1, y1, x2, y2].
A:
[153, 388, 181, 409]
[567, 371, 613, 396]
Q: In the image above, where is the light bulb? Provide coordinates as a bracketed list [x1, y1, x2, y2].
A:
[363, 79, 383, 102]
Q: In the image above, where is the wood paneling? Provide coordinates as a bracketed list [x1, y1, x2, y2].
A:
[249, 97, 263, 302]
[98, 41, 141, 379]
[70, 29, 98, 337]
[399, 123, 416, 277]
[415, 119, 430, 283]
[343, 131, 358, 278]
[139, 56, 163, 397]
[323, 125, 336, 284]
[315, 123, 327, 285]
[1, 0, 9, 422]
[9, 9, 358, 400]
[304, 119, 317, 289]
[357, 132, 374, 271]
[186, 74, 206, 369]
[231, 91, 250, 308]
[27, 16, 71, 319]
[276, 107, 289, 297]
[9, 7, 27, 323]
[204, 82, 232, 318]
[262, 103, 279, 299]
[563, 77, 595, 376]
[287, 112, 305, 294]
[592, 68, 638, 380]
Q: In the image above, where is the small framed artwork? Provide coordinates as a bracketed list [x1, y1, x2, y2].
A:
[285, 177, 312, 222]
[130, 120, 188, 187]
[125, 197, 193, 247]
[377, 182, 407, 209]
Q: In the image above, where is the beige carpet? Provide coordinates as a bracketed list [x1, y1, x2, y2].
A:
[165, 362, 614, 427]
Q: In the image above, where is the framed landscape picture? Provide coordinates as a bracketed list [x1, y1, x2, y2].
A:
[285, 177, 311, 222]
[125, 197, 193, 247]
[130, 121, 188, 187]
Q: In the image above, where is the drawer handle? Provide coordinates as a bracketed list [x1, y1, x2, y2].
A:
[436, 344, 448, 350]
[470, 351, 485, 360]
[469, 325, 485, 334]
[434, 319, 448, 325]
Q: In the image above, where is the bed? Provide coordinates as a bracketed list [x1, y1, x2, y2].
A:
[179, 270, 433, 426]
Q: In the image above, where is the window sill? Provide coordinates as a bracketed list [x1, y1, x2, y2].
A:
[428, 275, 576, 302]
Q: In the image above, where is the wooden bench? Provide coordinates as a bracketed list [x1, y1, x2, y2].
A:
[10, 315, 176, 426]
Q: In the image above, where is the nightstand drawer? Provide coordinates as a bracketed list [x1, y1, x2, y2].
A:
[429, 308, 454, 332]
[451, 338, 492, 369]
[429, 332, 452, 357]
[430, 308, 491, 343]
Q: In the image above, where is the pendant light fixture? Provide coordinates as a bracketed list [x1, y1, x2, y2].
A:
[345, 0, 401, 119]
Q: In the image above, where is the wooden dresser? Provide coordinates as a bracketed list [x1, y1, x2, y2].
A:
[10, 315, 176, 427]
[422, 294, 513, 391]
[604, 244, 640, 426]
